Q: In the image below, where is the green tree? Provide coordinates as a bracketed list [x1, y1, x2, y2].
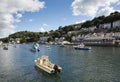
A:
[65, 34, 72, 42]
[81, 20, 93, 28]
[20, 37, 26, 43]
[47, 36, 53, 42]
[52, 31, 61, 38]
[1, 37, 9, 43]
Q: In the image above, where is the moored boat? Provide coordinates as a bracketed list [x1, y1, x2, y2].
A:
[60, 43, 65, 47]
[30, 48, 40, 52]
[30, 43, 40, 52]
[46, 45, 50, 48]
[34, 56, 62, 74]
[73, 43, 91, 50]
[3, 44, 8, 50]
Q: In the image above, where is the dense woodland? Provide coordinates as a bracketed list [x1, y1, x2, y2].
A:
[1, 11, 120, 43]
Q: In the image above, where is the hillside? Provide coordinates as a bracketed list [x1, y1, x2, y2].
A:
[1, 11, 120, 43]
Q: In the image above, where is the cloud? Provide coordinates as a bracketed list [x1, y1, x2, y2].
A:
[39, 27, 45, 32]
[75, 20, 86, 24]
[39, 23, 50, 32]
[39, 23, 53, 32]
[71, 0, 119, 17]
[16, 13, 22, 18]
[15, 13, 23, 22]
[0, 0, 45, 38]
[97, 6, 114, 16]
[43, 23, 49, 27]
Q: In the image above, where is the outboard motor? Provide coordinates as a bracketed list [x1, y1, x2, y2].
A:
[54, 64, 60, 73]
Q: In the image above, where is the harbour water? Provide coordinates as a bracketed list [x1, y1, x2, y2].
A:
[0, 44, 120, 82]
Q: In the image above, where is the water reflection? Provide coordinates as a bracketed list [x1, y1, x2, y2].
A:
[33, 52, 39, 59]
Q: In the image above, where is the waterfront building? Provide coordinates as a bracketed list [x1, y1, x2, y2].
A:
[58, 37, 65, 42]
[99, 23, 111, 29]
[9, 38, 21, 44]
[88, 26, 96, 32]
[80, 28, 88, 31]
[15, 38, 21, 43]
[114, 32, 120, 40]
[55, 37, 65, 44]
[83, 36, 115, 45]
[72, 35, 84, 42]
[79, 26, 96, 33]
[55, 38, 59, 42]
[72, 36, 76, 41]
[72, 33, 116, 45]
[113, 20, 120, 28]
[39, 36, 49, 43]
[99, 20, 120, 29]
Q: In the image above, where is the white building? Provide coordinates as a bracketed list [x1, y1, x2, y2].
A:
[88, 26, 96, 32]
[15, 38, 21, 43]
[72, 36, 76, 41]
[113, 20, 120, 28]
[80, 26, 96, 32]
[72, 33, 115, 45]
[72, 35, 84, 42]
[99, 23, 111, 29]
[40, 36, 49, 43]
[58, 37, 65, 42]
[114, 32, 120, 39]
[99, 20, 120, 29]
[83, 33, 115, 45]
[55, 37, 65, 44]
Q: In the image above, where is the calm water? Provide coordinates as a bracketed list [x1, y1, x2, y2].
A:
[0, 44, 120, 82]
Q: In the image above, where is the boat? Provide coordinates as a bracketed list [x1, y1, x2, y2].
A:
[34, 56, 62, 74]
[73, 43, 91, 50]
[3, 45, 8, 50]
[60, 43, 65, 47]
[46, 45, 50, 48]
[30, 48, 40, 52]
[30, 43, 40, 52]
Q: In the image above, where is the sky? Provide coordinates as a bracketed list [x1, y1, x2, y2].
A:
[0, 0, 120, 38]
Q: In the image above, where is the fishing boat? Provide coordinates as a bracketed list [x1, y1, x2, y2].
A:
[73, 43, 91, 50]
[34, 56, 62, 74]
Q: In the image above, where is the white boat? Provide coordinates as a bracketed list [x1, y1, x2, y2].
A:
[30, 43, 40, 52]
[60, 43, 65, 47]
[73, 43, 91, 50]
[46, 45, 50, 48]
[34, 56, 62, 74]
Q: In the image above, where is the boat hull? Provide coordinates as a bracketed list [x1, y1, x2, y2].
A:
[30, 48, 40, 52]
[3, 47, 8, 50]
[74, 47, 91, 50]
[35, 61, 54, 74]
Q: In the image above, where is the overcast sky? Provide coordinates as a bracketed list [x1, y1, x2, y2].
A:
[0, 0, 120, 38]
